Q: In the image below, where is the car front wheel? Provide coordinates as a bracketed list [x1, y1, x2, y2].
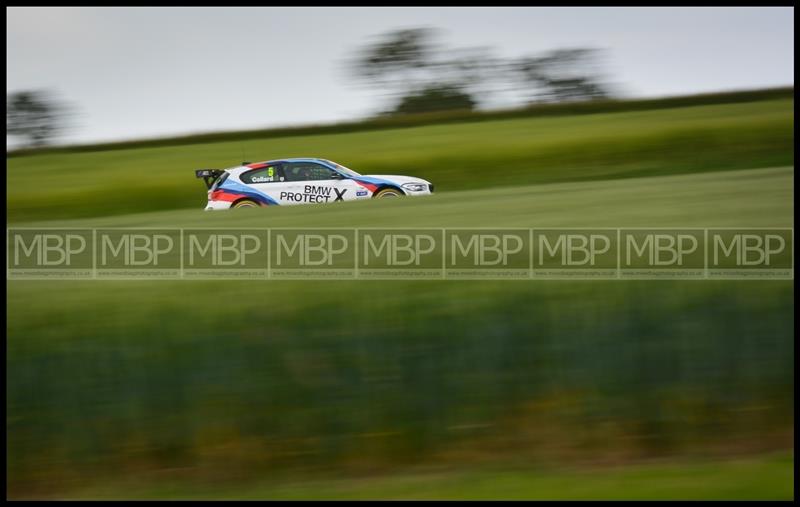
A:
[372, 187, 403, 198]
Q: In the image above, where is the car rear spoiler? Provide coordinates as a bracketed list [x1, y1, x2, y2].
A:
[196, 169, 225, 189]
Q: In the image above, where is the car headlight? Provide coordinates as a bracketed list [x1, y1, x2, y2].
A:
[402, 182, 427, 192]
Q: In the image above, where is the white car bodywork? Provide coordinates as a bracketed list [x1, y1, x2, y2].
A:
[202, 158, 433, 210]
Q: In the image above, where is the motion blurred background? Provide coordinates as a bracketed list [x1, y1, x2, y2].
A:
[6, 6, 794, 499]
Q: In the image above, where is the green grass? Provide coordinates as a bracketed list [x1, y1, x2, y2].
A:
[6, 94, 794, 498]
[8, 274, 794, 491]
[11, 165, 794, 229]
[7, 168, 794, 496]
[27, 453, 795, 500]
[7, 98, 793, 223]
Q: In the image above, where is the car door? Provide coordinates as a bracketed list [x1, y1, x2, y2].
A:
[239, 163, 292, 204]
[281, 161, 362, 205]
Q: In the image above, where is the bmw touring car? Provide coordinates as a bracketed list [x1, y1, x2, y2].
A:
[196, 158, 434, 210]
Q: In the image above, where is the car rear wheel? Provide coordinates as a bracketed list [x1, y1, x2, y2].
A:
[233, 199, 259, 209]
[373, 187, 402, 198]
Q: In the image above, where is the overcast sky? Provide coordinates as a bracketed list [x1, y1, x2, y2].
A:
[6, 6, 794, 147]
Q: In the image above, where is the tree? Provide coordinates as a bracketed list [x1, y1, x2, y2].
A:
[7, 90, 69, 148]
[392, 85, 477, 115]
[351, 27, 439, 96]
[511, 48, 612, 103]
[350, 28, 492, 115]
[349, 29, 616, 115]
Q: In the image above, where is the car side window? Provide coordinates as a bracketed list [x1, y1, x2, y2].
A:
[241, 166, 280, 184]
[283, 162, 337, 182]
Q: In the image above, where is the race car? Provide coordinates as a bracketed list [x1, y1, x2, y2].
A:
[196, 158, 434, 210]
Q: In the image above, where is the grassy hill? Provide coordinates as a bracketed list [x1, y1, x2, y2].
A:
[6, 91, 794, 499]
[7, 96, 793, 223]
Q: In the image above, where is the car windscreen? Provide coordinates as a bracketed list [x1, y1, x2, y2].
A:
[327, 161, 361, 178]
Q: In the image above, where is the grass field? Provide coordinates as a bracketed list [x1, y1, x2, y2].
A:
[9, 165, 794, 229]
[6, 98, 793, 223]
[6, 95, 794, 499]
[37, 453, 794, 500]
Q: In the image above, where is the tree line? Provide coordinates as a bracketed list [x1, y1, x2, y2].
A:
[350, 27, 612, 115]
[8, 27, 613, 148]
